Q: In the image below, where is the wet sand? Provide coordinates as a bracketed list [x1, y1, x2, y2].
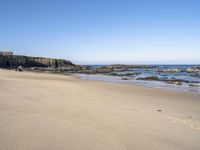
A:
[0, 70, 200, 150]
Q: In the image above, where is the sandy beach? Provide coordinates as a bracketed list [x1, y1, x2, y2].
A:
[0, 69, 200, 150]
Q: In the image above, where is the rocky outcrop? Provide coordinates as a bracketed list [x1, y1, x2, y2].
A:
[98, 64, 156, 69]
[109, 72, 139, 76]
[137, 76, 159, 81]
[0, 55, 75, 68]
[76, 64, 156, 75]
[136, 76, 199, 85]
[158, 68, 181, 72]
[190, 73, 200, 78]
[25, 65, 84, 73]
[186, 66, 200, 72]
[158, 66, 200, 73]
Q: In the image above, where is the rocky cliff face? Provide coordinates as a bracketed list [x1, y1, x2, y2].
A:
[0, 55, 75, 68]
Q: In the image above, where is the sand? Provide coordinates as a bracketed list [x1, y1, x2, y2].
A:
[0, 69, 200, 150]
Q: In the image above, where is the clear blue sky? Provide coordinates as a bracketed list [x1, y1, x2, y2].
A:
[0, 0, 200, 64]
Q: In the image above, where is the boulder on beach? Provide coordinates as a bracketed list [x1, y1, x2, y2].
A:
[15, 66, 24, 72]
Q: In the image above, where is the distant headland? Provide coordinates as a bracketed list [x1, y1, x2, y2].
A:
[0, 51, 82, 73]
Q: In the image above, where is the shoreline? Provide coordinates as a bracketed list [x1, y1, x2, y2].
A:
[1, 68, 199, 95]
[73, 73, 200, 95]
[1, 69, 200, 150]
[1, 68, 200, 95]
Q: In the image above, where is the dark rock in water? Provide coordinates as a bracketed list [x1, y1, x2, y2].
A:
[163, 79, 199, 85]
[165, 79, 199, 84]
[137, 76, 159, 81]
[121, 77, 129, 80]
[188, 84, 199, 87]
[109, 72, 118, 76]
[113, 68, 129, 72]
[167, 81, 182, 85]
[109, 72, 138, 77]
[190, 73, 200, 78]
[136, 76, 199, 85]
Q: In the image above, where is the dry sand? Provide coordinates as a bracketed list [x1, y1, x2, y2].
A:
[0, 69, 200, 150]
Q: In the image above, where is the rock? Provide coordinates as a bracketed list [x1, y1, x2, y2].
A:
[175, 82, 182, 85]
[190, 74, 200, 78]
[109, 72, 118, 76]
[0, 54, 81, 74]
[186, 66, 200, 72]
[0, 55, 75, 68]
[97, 64, 156, 70]
[167, 81, 182, 85]
[158, 68, 181, 72]
[136, 76, 199, 85]
[76, 67, 114, 75]
[109, 72, 138, 77]
[166, 79, 199, 84]
[15, 66, 24, 72]
[121, 77, 129, 80]
[74, 64, 156, 75]
[188, 84, 199, 87]
[136, 76, 159, 81]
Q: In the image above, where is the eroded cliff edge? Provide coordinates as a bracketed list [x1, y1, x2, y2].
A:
[0, 55, 80, 74]
[0, 55, 75, 68]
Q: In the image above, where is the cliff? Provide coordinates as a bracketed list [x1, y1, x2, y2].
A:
[0, 55, 75, 68]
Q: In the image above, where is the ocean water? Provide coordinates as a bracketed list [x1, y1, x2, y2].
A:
[75, 65, 200, 94]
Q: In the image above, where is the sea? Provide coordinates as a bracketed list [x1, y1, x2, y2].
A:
[74, 65, 200, 94]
